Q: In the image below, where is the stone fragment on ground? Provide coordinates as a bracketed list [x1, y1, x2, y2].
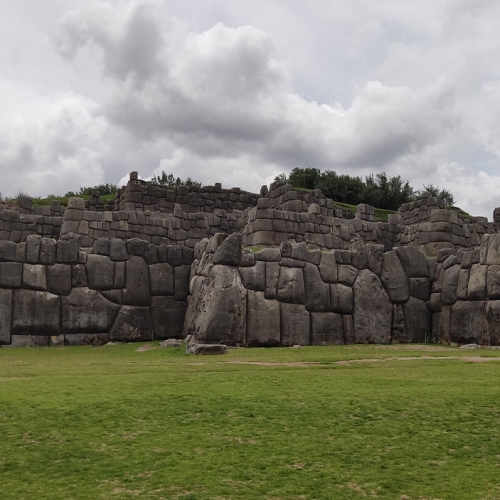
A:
[135, 344, 153, 352]
[159, 339, 183, 348]
[459, 343, 481, 349]
[186, 343, 228, 355]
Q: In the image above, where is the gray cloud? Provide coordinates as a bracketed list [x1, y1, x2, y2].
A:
[1, 0, 500, 218]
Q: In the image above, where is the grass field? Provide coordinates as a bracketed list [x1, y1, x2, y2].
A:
[1, 344, 500, 500]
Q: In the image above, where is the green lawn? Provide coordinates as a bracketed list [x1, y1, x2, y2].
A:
[1, 344, 500, 499]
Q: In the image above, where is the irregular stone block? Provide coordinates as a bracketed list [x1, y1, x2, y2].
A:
[109, 238, 128, 261]
[56, 233, 80, 264]
[86, 254, 115, 291]
[126, 238, 148, 257]
[26, 235, 42, 264]
[280, 303, 310, 346]
[484, 301, 500, 345]
[12, 290, 60, 335]
[10, 335, 50, 347]
[319, 252, 337, 283]
[151, 296, 186, 339]
[246, 291, 280, 347]
[47, 264, 72, 296]
[40, 238, 56, 265]
[0, 289, 12, 344]
[265, 261, 280, 299]
[167, 245, 183, 267]
[337, 265, 358, 287]
[110, 306, 153, 342]
[381, 251, 409, 303]
[456, 269, 470, 300]
[353, 269, 391, 343]
[61, 288, 120, 333]
[149, 263, 174, 296]
[0, 240, 16, 262]
[402, 297, 431, 343]
[303, 263, 330, 312]
[409, 277, 431, 301]
[450, 300, 486, 344]
[441, 264, 461, 305]
[187, 343, 228, 355]
[64, 333, 109, 346]
[394, 246, 429, 277]
[436, 306, 452, 344]
[391, 304, 405, 343]
[468, 263, 488, 300]
[174, 265, 191, 301]
[123, 256, 150, 306]
[276, 266, 305, 304]
[72, 264, 88, 287]
[365, 244, 384, 277]
[239, 261, 265, 292]
[213, 233, 242, 266]
[487, 265, 500, 299]
[22, 264, 47, 291]
[330, 283, 354, 314]
[255, 248, 281, 262]
[0, 262, 22, 288]
[93, 237, 110, 256]
[310, 312, 343, 345]
[184, 265, 246, 346]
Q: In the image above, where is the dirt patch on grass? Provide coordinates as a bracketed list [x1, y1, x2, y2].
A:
[224, 356, 500, 367]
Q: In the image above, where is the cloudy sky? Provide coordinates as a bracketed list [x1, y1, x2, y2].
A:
[2, 0, 500, 217]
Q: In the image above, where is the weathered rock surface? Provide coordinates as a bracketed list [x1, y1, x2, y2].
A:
[246, 291, 280, 347]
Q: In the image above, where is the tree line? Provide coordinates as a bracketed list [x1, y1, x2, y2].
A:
[274, 168, 454, 211]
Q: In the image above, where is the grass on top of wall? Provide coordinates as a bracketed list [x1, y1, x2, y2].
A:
[1, 343, 500, 500]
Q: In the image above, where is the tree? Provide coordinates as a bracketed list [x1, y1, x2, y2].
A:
[273, 173, 289, 186]
[288, 167, 320, 190]
[151, 170, 202, 189]
[415, 184, 455, 206]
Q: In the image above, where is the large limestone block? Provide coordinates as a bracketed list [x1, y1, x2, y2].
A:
[436, 306, 452, 344]
[394, 247, 429, 277]
[468, 263, 488, 300]
[0, 262, 22, 288]
[391, 304, 405, 343]
[86, 254, 115, 291]
[265, 261, 280, 299]
[39, 238, 56, 265]
[47, 264, 72, 296]
[487, 265, 500, 299]
[276, 266, 305, 304]
[365, 244, 384, 277]
[441, 264, 461, 305]
[337, 265, 359, 287]
[402, 297, 431, 343]
[149, 263, 174, 296]
[318, 252, 337, 283]
[151, 296, 186, 339]
[0, 289, 12, 344]
[110, 306, 153, 342]
[353, 269, 392, 343]
[109, 238, 128, 261]
[280, 303, 310, 346]
[56, 233, 80, 264]
[246, 291, 280, 347]
[409, 277, 431, 301]
[329, 283, 354, 314]
[484, 301, 500, 345]
[381, 251, 409, 303]
[456, 269, 470, 300]
[303, 263, 330, 312]
[61, 288, 120, 333]
[10, 335, 50, 347]
[310, 312, 344, 345]
[0, 241, 16, 262]
[184, 265, 246, 346]
[239, 261, 265, 292]
[12, 289, 60, 335]
[213, 233, 242, 266]
[483, 234, 500, 265]
[174, 265, 191, 301]
[123, 256, 150, 306]
[450, 300, 485, 344]
[26, 235, 42, 264]
[22, 264, 47, 291]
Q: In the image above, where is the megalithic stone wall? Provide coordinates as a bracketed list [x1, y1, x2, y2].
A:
[184, 233, 439, 347]
[0, 234, 193, 347]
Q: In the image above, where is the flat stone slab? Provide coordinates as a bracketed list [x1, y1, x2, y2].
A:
[186, 343, 228, 355]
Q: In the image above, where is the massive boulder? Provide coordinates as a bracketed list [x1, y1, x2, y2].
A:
[380, 251, 409, 303]
[353, 269, 392, 343]
[184, 265, 246, 346]
[246, 291, 280, 347]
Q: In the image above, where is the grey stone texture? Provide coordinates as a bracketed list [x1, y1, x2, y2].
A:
[280, 303, 310, 346]
[246, 291, 280, 347]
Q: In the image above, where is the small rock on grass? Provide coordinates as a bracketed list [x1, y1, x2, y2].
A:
[159, 339, 183, 348]
[459, 343, 481, 350]
[186, 343, 228, 355]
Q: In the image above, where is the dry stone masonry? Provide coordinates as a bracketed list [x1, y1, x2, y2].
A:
[1, 171, 500, 347]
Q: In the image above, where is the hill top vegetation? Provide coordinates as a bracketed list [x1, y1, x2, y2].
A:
[274, 167, 455, 211]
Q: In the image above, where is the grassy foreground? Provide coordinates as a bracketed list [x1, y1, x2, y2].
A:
[1, 344, 500, 500]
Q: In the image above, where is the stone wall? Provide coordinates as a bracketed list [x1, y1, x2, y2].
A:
[0, 234, 192, 347]
[114, 173, 259, 214]
[0, 207, 62, 242]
